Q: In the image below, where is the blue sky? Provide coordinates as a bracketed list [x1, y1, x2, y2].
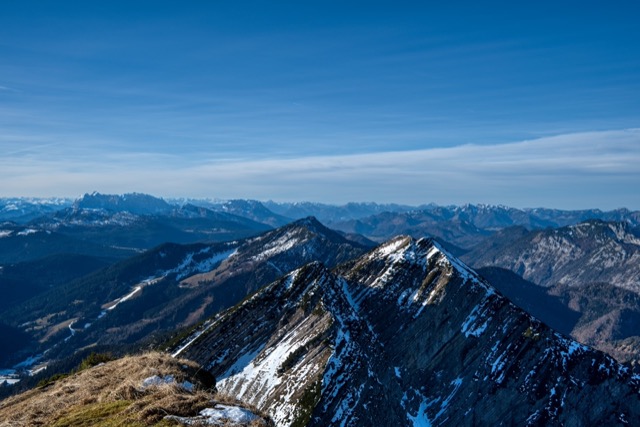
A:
[1, 1, 639, 208]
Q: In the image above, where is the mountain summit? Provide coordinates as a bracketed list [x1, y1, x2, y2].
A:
[73, 192, 174, 215]
[175, 236, 640, 426]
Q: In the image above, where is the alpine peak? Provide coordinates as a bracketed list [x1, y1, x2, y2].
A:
[174, 235, 640, 426]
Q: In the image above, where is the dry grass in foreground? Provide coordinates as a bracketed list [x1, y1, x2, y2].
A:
[0, 352, 269, 427]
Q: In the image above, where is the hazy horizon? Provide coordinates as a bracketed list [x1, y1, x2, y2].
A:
[2, 189, 639, 213]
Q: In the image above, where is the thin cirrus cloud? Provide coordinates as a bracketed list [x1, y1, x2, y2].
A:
[1, 129, 638, 209]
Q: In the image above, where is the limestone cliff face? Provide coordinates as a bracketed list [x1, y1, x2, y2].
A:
[176, 236, 640, 427]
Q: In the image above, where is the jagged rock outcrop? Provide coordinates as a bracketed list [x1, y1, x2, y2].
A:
[176, 236, 640, 426]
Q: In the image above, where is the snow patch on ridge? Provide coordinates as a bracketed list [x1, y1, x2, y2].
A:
[107, 286, 142, 311]
[216, 345, 265, 382]
[16, 228, 38, 236]
[252, 231, 306, 261]
[169, 247, 237, 280]
[371, 236, 410, 259]
[460, 300, 493, 338]
[171, 318, 219, 358]
[282, 268, 300, 290]
[141, 375, 194, 392]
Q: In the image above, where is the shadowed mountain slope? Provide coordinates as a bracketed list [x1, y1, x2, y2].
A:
[175, 237, 640, 426]
[0, 218, 367, 369]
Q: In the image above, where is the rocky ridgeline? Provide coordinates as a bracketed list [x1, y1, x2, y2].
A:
[175, 236, 640, 426]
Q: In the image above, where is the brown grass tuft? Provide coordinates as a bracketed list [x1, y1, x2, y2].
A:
[0, 352, 263, 427]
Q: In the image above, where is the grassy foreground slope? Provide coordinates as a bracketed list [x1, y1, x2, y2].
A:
[0, 352, 270, 427]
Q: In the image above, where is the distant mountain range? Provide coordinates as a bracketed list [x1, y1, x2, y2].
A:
[263, 200, 416, 223]
[3, 192, 639, 261]
[0, 198, 72, 223]
[2, 194, 639, 361]
[464, 220, 640, 292]
[199, 199, 292, 227]
[4, 192, 639, 234]
[35, 200, 272, 250]
[0, 194, 276, 285]
[328, 205, 640, 248]
[73, 191, 173, 215]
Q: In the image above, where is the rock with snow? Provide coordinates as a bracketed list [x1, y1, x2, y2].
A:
[166, 403, 260, 426]
[176, 236, 640, 426]
[141, 374, 194, 392]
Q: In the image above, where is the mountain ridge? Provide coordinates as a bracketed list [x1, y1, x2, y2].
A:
[175, 236, 640, 426]
[463, 219, 640, 292]
[0, 217, 368, 379]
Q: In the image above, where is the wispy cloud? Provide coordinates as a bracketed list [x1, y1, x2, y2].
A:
[0, 85, 20, 92]
[1, 129, 638, 209]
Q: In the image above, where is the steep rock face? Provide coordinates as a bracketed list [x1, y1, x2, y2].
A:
[475, 268, 640, 364]
[177, 237, 640, 426]
[474, 266, 581, 337]
[176, 263, 335, 426]
[551, 282, 640, 364]
[463, 220, 640, 292]
[468, 222, 640, 364]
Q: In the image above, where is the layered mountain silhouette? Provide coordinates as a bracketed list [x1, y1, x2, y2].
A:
[0, 218, 367, 367]
[2, 194, 640, 426]
[328, 204, 640, 242]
